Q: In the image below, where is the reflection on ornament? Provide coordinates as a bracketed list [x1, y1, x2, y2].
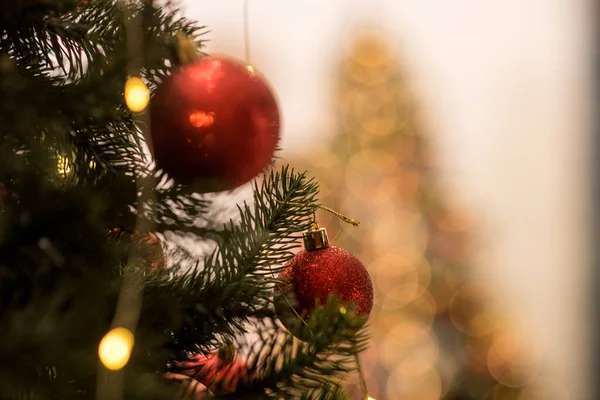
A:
[124, 77, 149, 113]
[98, 327, 134, 370]
[189, 111, 215, 128]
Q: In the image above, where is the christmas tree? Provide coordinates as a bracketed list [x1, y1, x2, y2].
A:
[292, 30, 549, 400]
[0, 1, 373, 398]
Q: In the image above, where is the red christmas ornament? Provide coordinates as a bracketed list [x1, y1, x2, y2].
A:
[277, 226, 373, 333]
[172, 351, 250, 394]
[150, 55, 280, 192]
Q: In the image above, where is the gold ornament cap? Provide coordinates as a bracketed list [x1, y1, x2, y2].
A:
[303, 226, 329, 250]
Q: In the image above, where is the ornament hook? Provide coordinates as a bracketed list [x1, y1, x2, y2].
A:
[269, 196, 360, 227]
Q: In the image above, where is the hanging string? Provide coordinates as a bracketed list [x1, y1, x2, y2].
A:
[243, 0, 251, 62]
[270, 197, 360, 227]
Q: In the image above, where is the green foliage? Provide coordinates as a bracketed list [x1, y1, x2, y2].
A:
[0, 0, 367, 398]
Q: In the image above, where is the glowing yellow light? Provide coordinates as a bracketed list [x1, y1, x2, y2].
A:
[246, 65, 255, 74]
[98, 327, 134, 370]
[189, 111, 215, 128]
[339, 306, 347, 314]
[368, 397, 376, 400]
[57, 154, 71, 177]
[89, 159, 96, 169]
[124, 77, 149, 113]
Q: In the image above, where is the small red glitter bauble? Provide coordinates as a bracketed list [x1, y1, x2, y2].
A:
[277, 246, 373, 329]
[150, 56, 280, 192]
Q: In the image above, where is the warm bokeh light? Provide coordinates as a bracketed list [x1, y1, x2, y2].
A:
[189, 110, 215, 128]
[486, 328, 542, 388]
[434, 208, 473, 233]
[98, 327, 134, 371]
[345, 149, 400, 204]
[57, 154, 71, 177]
[290, 29, 554, 399]
[373, 253, 428, 310]
[378, 320, 438, 372]
[386, 368, 442, 400]
[516, 378, 571, 400]
[124, 77, 149, 112]
[449, 283, 501, 337]
[492, 329, 543, 367]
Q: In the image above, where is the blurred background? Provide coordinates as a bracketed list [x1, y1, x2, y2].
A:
[180, 1, 596, 399]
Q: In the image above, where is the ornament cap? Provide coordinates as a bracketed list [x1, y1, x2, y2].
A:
[303, 227, 329, 250]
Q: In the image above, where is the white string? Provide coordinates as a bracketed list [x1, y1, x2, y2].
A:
[243, 0, 251, 62]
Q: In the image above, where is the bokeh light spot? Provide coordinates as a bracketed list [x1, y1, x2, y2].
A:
[98, 327, 134, 371]
[189, 111, 215, 128]
[124, 77, 149, 113]
[449, 283, 500, 337]
[57, 154, 71, 177]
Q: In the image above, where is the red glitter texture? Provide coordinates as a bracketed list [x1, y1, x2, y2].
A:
[150, 56, 280, 191]
[278, 246, 373, 321]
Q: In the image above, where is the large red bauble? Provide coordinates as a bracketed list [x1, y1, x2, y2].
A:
[277, 246, 373, 328]
[150, 56, 280, 191]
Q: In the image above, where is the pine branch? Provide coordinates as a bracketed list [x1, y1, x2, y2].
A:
[1, 0, 207, 180]
[139, 166, 319, 359]
[235, 298, 369, 399]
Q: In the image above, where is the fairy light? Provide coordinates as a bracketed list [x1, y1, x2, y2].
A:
[98, 327, 134, 370]
[57, 154, 71, 177]
[124, 77, 149, 112]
